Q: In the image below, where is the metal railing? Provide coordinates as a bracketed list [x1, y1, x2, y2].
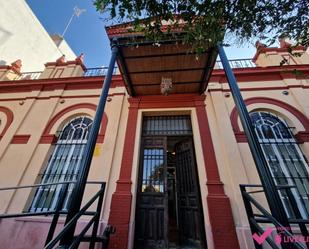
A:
[5, 59, 257, 82]
[83, 67, 118, 77]
[240, 184, 309, 249]
[6, 67, 119, 81]
[215, 58, 256, 69]
[0, 181, 114, 249]
[12, 71, 43, 80]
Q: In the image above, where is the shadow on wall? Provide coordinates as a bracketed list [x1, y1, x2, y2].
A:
[0, 26, 12, 45]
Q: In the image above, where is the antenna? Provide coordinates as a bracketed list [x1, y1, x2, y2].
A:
[61, 6, 86, 38]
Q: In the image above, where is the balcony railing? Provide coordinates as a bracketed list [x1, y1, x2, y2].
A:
[215, 58, 256, 69]
[83, 67, 118, 77]
[13, 71, 43, 80]
[6, 59, 255, 82]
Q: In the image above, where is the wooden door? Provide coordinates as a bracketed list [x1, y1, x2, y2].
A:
[175, 138, 207, 248]
[135, 137, 168, 249]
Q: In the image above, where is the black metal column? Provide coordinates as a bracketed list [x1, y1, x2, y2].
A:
[59, 40, 119, 247]
[217, 44, 290, 229]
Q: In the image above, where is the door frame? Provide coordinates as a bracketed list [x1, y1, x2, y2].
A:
[133, 113, 207, 248]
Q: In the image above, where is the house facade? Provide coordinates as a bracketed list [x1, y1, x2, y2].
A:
[0, 34, 308, 249]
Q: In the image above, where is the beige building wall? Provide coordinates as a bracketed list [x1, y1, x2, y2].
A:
[206, 74, 309, 248]
[0, 43, 308, 249]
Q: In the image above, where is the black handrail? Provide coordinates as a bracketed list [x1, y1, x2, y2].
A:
[0, 181, 110, 249]
[0, 181, 75, 219]
[240, 184, 308, 249]
[44, 183, 105, 249]
[45, 182, 70, 245]
[0, 180, 76, 191]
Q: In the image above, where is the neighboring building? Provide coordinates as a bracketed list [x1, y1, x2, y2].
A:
[0, 1, 76, 72]
[0, 26, 308, 249]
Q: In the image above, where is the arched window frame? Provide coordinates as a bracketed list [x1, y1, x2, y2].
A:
[250, 111, 309, 218]
[30, 116, 93, 212]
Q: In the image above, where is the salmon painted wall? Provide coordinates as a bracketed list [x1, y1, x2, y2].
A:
[0, 44, 308, 249]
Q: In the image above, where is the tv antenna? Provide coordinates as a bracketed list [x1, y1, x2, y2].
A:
[61, 6, 86, 38]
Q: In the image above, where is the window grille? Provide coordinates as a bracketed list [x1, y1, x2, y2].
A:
[141, 148, 165, 193]
[142, 115, 192, 136]
[251, 112, 309, 218]
[29, 116, 92, 212]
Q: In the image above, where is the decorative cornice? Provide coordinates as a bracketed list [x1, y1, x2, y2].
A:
[0, 75, 125, 94]
[0, 106, 14, 137]
[210, 64, 309, 83]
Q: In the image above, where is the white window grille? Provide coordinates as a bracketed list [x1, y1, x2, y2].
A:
[251, 112, 309, 218]
[29, 116, 92, 212]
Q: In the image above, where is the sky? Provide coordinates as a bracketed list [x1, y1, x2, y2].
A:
[26, 0, 257, 68]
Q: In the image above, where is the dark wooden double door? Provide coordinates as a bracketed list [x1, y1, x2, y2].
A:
[134, 136, 206, 249]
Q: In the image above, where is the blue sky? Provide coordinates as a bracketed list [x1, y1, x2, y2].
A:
[27, 0, 257, 68]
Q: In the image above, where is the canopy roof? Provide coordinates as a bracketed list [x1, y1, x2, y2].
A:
[106, 23, 218, 96]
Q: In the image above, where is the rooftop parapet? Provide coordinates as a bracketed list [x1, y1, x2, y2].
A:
[39, 54, 86, 79]
[253, 38, 309, 67]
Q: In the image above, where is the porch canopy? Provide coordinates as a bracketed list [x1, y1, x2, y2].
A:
[106, 23, 218, 96]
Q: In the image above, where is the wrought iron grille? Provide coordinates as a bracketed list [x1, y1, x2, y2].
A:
[141, 148, 165, 193]
[142, 115, 192, 136]
[251, 112, 309, 219]
[29, 116, 93, 212]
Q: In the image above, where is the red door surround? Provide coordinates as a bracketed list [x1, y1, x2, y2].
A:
[108, 98, 139, 249]
[194, 96, 240, 249]
[107, 94, 240, 249]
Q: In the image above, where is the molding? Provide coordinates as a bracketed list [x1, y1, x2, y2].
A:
[195, 97, 240, 249]
[108, 99, 139, 249]
[0, 106, 14, 137]
[208, 85, 309, 92]
[230, 97, 309, 132]
[0, 75, 125, 94]
[0, 92, 125, 102]
[234, 132, 248, 143]
[11, 135, 31, 144]
[236, 131, 309, 143]
[230, 97, 309, 143]
[39, 103, 108, 144]
[39, 134, 58, 144]
[134, 93, 204, 109]
[295, 132, 309, 143]
[210, 64, 309, 83]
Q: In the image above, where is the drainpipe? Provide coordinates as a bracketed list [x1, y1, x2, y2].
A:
[59, 39, 119, 247]
[217, 44, 291, 235]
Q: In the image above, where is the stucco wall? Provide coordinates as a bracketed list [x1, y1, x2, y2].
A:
[0, 76, 128, 248]
[206, 76, 309, 248]
[0, 61, 308, 248]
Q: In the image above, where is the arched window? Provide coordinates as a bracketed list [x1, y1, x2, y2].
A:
[30, 116, 92, 212]
[250, 112, 309, 218]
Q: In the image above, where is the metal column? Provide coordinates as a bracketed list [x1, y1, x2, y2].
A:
[59, 40, 119, 247]
[217, 44, 291, 229]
